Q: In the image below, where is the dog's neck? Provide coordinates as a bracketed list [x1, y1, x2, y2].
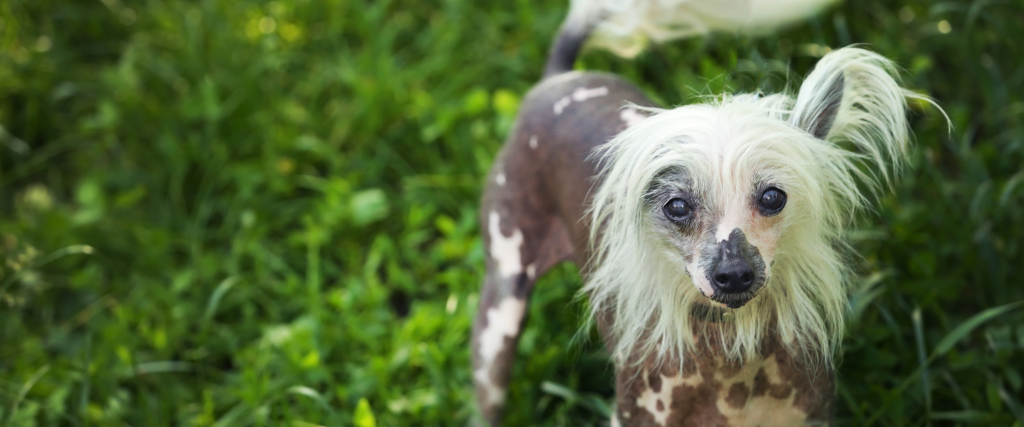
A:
[689, 303, 735, 324]
[611, 318, 835, 426]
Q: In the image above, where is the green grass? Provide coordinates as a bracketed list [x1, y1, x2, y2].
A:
[1, 0, 1023, 425]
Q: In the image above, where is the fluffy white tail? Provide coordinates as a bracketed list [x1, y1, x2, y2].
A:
[566, 0, 838, 57]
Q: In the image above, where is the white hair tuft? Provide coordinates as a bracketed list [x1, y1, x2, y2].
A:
[568, 0, 840, 57]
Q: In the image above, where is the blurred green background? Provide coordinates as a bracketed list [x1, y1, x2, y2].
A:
[1, 0, 1022, 425]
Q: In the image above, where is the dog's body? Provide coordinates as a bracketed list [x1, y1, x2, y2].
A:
[472, 1, 934, 425]
[473, 69, 834, 427]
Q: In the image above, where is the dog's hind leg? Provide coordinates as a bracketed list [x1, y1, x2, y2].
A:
[472, 194, 575, 425]
[471, 257, 530, 425]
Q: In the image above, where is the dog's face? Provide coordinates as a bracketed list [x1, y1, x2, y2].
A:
[644, 166, 786, 309]
[589, 94, 854, 313]
[632, 102, 821, 309]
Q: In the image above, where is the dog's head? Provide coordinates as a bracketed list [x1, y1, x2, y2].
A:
[635, 85, 856, 310]
[586, 47, 938, 364]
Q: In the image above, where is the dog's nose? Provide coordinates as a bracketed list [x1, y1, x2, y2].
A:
[711, 236, 755, 294]
[712, 260, 754, 293]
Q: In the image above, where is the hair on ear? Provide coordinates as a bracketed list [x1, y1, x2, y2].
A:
[789, 46, 932, 185]
[795, 73, 844, 139]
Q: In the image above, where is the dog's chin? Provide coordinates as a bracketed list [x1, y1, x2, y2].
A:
[710, 293, 755, 309]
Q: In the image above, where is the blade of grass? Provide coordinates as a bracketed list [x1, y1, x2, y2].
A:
[865, 300, 1024, 425]
[202, 276, 238, 329]
[5, 364, 51, 424]
[0, 245, 94, 293]
[912, 307, 932, 416]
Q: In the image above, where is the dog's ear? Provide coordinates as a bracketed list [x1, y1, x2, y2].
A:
[790, 47, 926, 182]
[792, 71, 844, 139]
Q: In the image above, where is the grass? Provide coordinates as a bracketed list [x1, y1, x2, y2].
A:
[1, 0, 1023, 425]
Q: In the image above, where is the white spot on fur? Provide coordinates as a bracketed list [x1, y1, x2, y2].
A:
[496, 173, 506, 186]
[554, 86, 608, 115]
[680, 370, 703, 387]
[529, 135, 538, 149]
[636, 371, 691, 426]
[474, 297, 526, 406]
[611, 414, 621, 427]
[715, 223, 743, 242]
[572, 86, 609, 102]
[488, 211, 523, 278]
[714, 198, 748, 242]
[620, 108, 647, 127]
[526, 263, 537, 279]
[553, 96, 572, 115]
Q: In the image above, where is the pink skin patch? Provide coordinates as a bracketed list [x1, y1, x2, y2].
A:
[686, 258, 715, 298]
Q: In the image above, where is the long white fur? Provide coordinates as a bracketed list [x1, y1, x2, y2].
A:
[567, 0, 839, 57]
[584, 47, 927, 367]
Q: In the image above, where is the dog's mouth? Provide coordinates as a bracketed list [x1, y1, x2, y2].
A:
[709, 291, 756, 309]
[705, 274, 768, 309]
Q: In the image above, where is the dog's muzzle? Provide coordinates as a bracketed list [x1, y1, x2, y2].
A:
[704, 228, 767, 308]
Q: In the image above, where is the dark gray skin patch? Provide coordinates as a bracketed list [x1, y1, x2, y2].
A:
[643, 172, 705, 265]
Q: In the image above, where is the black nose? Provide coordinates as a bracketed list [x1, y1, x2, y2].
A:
[711, 236, 755, 294]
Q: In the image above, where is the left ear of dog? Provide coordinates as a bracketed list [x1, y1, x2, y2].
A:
[789, 47, 929, 186]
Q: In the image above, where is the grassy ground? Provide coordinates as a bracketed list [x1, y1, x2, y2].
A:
[2, 0, 1023, 425]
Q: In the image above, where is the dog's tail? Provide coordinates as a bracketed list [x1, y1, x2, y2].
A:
[544, 0, 840, 77]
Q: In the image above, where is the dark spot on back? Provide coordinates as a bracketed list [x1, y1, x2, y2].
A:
[753, 367, 771, 396]
[769, 382, 792, 399]
[726, 383, 749, 409]
[752, 365, 794, 400]
[649, 370, 663, 392]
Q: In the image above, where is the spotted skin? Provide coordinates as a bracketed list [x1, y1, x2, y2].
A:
[612, 330, 834, 427]
[472, 71, 834, 426]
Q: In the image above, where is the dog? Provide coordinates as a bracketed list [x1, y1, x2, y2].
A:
[472, 0, 934, 425]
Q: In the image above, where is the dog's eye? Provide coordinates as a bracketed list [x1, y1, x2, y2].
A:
[758, 187, 787, 216]
[663, 198, 693, 221]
